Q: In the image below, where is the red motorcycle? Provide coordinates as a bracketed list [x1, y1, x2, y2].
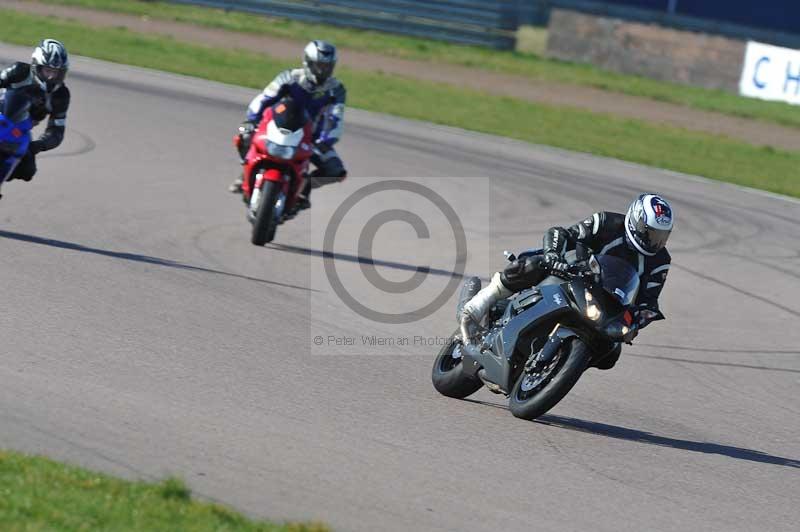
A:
[234, 99, 314, 245]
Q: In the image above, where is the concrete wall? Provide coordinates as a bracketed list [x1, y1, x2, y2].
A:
[546, 8, 746, 92]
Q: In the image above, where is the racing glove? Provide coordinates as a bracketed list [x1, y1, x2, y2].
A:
[315, 130, 332, 147]
[544, 251, 571, 278]
[238, 121, 256, 137]
[635, 307, 665, 329]
[236, 121, 257, 162]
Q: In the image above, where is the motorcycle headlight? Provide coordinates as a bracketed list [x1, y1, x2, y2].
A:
[266, 141, 296, 160]
[585, 289, 602, 321]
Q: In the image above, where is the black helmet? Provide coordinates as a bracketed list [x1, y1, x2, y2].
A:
[303, 40, 337, 86]
[31, 39, 69, 92]
[624, 193, 673, 256]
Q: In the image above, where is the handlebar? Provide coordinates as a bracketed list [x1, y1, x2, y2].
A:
[501, 250, 595, 281]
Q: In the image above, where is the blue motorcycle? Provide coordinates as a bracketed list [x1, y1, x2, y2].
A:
[0, 88, 33, 194]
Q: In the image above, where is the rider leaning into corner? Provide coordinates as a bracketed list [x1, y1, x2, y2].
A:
[0, 39, 70, 195]
[461, 193, 674, 370]
[230, 40, 347, 209]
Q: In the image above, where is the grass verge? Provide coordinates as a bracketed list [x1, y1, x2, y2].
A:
[39, 0, 800, 130]
[0, 450, 328, 531]
[1, 8, 798, 198]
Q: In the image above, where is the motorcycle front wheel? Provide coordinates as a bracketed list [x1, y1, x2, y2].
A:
[508, 338, 590, 420]
[431, 331, 483, 399]
[251, 179, 281, 245]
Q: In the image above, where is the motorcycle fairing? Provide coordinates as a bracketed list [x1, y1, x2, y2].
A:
[500, 284, 572, 357]
[266, 120, 305, 147]
[0, 88, 33, 184]
[462, 284, 572, 389]
[240, 106, 313, 206]
[0, 119, 32, 184]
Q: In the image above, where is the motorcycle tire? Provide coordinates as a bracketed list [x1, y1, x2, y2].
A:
[431, 331, 483, 399]
[508, 338, 590, 420]
[251, 179, 280, 245]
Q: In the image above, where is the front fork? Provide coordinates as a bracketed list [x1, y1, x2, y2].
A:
[525, 325, 591, 373]
[525, 325, 611, 373]
[248, 170, 287, 222]
[525, 325, 566, 372]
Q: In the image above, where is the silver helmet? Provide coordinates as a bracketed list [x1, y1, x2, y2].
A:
[303, 40, 337, 86]
[624, 193, 673, 256]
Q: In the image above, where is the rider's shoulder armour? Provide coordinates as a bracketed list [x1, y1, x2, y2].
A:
[572, 211, 624, 244]
[0, 62, 33, 88]
[325, 79, 346, 104]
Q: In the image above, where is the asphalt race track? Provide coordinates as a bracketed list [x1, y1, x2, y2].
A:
[1, 43, 798, 531]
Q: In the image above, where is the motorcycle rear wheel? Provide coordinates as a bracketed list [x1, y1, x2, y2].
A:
[508, 338, 590, 420]
[251, 179, 280, 245]
[431, 331, 483, 399]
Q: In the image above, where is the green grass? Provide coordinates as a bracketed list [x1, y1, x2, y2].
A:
[39, 0, 800, 129]
[1, 8, 798, 198]
[0, 450, 329, 531]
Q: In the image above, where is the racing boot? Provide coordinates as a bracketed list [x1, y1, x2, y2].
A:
[283, 183, 312, 220]
[229, 176, 243, 193]
[460, 272, 512, 344]
[231, 122, 256, 194]
[296, 181, 312, 211]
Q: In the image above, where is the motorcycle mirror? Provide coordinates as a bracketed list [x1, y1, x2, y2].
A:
[503, 250, 516, 262]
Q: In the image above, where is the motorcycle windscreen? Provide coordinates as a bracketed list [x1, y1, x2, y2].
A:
[272, 99, 308, 132]
[1, 88, 31, 124]
[597, 255, 640, 306]
[266, 120, 304, 147]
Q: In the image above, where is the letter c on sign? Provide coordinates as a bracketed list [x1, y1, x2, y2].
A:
[754, 56, 770, 89]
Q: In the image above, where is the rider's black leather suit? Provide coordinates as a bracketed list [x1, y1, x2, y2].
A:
[500, 211, 670, 329]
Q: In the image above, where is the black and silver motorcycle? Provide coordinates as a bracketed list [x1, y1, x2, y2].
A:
[432, 246, 641, 420]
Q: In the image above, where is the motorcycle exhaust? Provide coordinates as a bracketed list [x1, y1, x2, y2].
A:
[456, 276, 482, 322]
[477, 369, 505, 395]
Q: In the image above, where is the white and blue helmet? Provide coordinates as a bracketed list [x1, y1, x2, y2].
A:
[624, 193, 673, 256]
[31, 39, 69, 91]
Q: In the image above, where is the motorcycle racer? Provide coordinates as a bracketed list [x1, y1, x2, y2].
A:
[0, 39, 70, 187]
[461, 193, 673, 369]
[230, 40, 346, 210]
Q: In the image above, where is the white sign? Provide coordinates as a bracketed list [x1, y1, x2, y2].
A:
[740, 41, 800, 105]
